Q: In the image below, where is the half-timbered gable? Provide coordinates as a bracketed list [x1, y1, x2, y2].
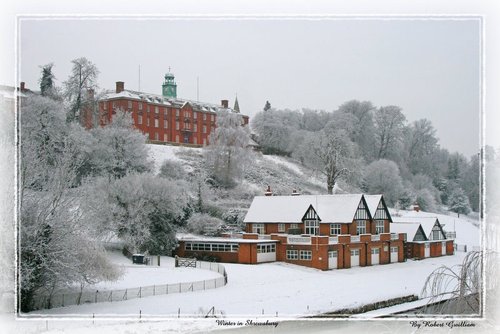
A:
[365, 194, 392, 235]
[353, 196, 371, 235]
[302, 205, 321, 235]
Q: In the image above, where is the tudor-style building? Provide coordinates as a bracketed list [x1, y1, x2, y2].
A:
[82, 71, 249, 146]
[391, 217, 454, 259]
[177, 193, 407, 271]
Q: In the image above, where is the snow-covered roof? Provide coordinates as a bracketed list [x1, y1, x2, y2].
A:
[364, 195, 382, 217]
[101, 89, 241, 114]
[392, 216, 441, 239]
[390, 222, 422, 241]
[178, 236, 278, 244]
[244, 194, 364, 224]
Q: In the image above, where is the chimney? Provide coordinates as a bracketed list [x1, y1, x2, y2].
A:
[87, 88, 95, 100]
[413, 202, 420, 212]
[291, 189, 300, 196]
[20, 82, 25, 91]
[116, 81, 124, 93]
[264, 186, 273, 197]
[221, 99, 229, 109]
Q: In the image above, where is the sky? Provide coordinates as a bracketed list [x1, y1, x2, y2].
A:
[18, 18, 480, 157]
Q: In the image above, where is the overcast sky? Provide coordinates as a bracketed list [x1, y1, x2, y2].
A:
[19, 17, 480, 157]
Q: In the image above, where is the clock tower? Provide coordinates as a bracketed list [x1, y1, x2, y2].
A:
[162, 70, 177, 98]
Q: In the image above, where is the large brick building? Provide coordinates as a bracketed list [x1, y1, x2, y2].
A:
[83, 72, 249, 146]
[177, 192, 413, 270]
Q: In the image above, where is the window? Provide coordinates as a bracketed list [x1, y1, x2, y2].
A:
[193, 112, 197, 119]
[175, 135, 179, 143]
[164, 110, 167, 118]
[154, 119, 159, 128]
[350, 249, 360, 256]
[138, 102, 142, 110]
[146, 117, 150, 126]
[154, 132, 159, 141]
[203, 138, 207, 146]
[164, 133, 168, 142]
[185, 242, 238, 252]
[252, 223, 265, 234]
[176, 109, 180, 117]
[329, 251, 338, 258]
[371, 248, 380, 255]
[391, 247, 398, 253]
[286, 250, 298, 260]
[128, 101, 132, 109]
[291, 223, 298, 229]
[375, 220, 384, 234]
[299, 250, 312, 260]
[138, 115, 142, 125]
[164, 120, 168, 129]
[155, 106, 159, 114]
[203, 125, 207, 134]
[278, 224, 285, 232]
[432, 227, 442, 240]
[304, 220, 319, 235]
[211, 114, 214, 121]
[176, 121, 180, 130]
[185, 121, 191, 130]
[356, 221, 366, 235]
[330, 224, 341, 235]
[103, 103, 107, 110]
[203, 113, 207, 120]
[257, 244, 276, 253]
[193, 137, 197, 144]
[112, 101, 116, 109]
[184, 110, 189, 118]
[193, 123, 197, 132]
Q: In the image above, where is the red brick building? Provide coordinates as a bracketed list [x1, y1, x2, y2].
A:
[177, 192, 407, 271]
[84, 72, 249, 146]
[391, 217, 454, 259]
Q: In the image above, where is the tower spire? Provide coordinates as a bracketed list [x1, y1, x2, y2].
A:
[233, 94, 240, 113]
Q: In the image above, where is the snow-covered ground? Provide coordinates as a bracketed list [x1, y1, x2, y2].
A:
[27, 210, 479, 318]
[81, 253, 220, 291]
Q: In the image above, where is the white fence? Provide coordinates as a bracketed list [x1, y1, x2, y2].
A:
[32, 259, 227, 311]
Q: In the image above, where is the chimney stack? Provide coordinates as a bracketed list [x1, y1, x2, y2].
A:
[87, 88, 95, 100]
[413, 202, 420, 212]
[221, 99, 229, 109]
[264, 186, 273, 196]
[116, 81, 124, 93]
[20, 82, 25, 91]
[291, 189, 300, 196]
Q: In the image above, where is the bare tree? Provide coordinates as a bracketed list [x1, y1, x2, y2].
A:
[374, 105, 406, 159]
[204, 110, 251, 188]
[63, 57, 99, 123]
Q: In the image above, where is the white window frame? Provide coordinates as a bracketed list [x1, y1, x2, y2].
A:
[176, 121, 180, 130]
[154, 132, 159, 141]
[371, 248, 380, 254]
[193, 137, 197, 144]
[176, 109, 180, 117]
[146, 117, 150, 126]
[154, 119, 159, 128]
[375, 220, 384, 234]
[330, 223, 341, 235]
[103, 102, 107, 110]
[163, 133, 168, 142]
[350, 249, 360, 256]
[203, 125, 207, 134]
[193, 112, 197, 119]
[128, 101, 132, 109]
[390, 246, 398, 253]
[257, 244, 276, 253]
[356, 221, 366, 235]
[138, 115, 142, 125]
[194, 123, 197, 132]
[278, 224, 285, 232]
[164, 120, 168, 129]
[252, 223, 265, 234]
[299, 250, 312, 260]
[286, 250, 298, 260]
[329, 250, 338, 258]
[155, 106, 159, 114]
[138, 102, 142, 110]
[304, 220, 319, 235]
[290, 223, 298, 229]
[203, 113, 207, 120]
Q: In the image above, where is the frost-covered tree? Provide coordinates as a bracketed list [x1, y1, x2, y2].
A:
[85, 174, 189, 254]
[404, 119, 439, 175]
[448, 187, 471, 217]
[89, 109, 151, 179]
[363, 159, 403, 206]
[186, 213, 223, 236]
[63, 57, 99, 123]
[374, 105, 406, 159]
[159, 160, 187, 180]
[204, 111, 251, 188]
[39, 63, 59, 99]
[295, 124, 358, 194]
[335, 100, 376, 161]
[19, 95, 120, 311]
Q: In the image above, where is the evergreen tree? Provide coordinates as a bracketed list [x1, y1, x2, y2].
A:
[448, 187, 471, 217]
[263, 100, 271, 111]
[39, 63, 56, 98]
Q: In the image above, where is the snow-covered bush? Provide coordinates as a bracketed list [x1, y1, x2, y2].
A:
[186, 213, 223, 236]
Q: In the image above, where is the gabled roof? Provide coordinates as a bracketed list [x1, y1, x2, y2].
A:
[390, 222, 425, 241]
[392, 216, 443, 239]
[364, 194, 392, 222]
[243, 194, 365, 224]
